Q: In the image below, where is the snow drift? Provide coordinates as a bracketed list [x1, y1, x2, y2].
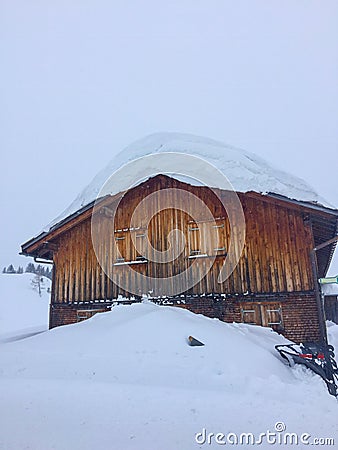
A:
[1, 298, 337, 449]
[0, 273, 50, 341]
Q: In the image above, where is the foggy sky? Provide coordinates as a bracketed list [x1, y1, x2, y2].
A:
[1, 0, 337, 274]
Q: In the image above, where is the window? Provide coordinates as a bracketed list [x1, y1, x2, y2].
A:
[188, 224, 202, 257]
[264, 305, 283, 326]
[241, 306, 259, 325]
[114, 231, 127, 263]
[240, 303, 283, 330]
[211, 222, 226, 254]
[113, 227, 148, 265]
[134, 232, 147, 261]
[187, 218, 227, 258]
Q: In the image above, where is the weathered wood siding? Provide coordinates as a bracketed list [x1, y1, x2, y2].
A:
[51, 175, 315, 304]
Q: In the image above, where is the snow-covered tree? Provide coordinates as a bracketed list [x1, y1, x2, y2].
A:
[31, 272, 44, 297]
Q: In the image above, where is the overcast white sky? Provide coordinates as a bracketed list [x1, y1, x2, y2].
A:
[1, 0, 337, 274]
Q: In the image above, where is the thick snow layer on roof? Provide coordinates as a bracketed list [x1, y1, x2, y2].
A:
[47, 132, 333, 231]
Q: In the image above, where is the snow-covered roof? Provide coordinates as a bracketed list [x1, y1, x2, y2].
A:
[47, 132, 335, 231]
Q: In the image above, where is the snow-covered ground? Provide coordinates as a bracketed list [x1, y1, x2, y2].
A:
[328, 321, 338, 349]
[0, 274, 337, 450]
[0, 273, 50, 342]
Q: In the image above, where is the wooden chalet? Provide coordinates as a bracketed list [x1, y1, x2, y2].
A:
[22, 172, 338, 344]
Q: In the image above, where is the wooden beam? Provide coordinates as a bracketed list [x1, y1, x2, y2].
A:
[314, 235, 338, 252]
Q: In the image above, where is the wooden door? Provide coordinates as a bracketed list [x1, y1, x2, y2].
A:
[240, 302, 283, 329]
[260, 303, 283, 327]
[241, 304, 261, 325]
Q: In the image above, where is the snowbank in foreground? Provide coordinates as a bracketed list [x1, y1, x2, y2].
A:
[1, 302, 337, 450]
[0, 273, 50, 340]
[328, 320, 338, 350]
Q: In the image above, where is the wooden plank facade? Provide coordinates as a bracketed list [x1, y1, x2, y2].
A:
[22, 175, 338, 343]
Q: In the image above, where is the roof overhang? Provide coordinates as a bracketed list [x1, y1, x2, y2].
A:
[21, 176, 338, 272]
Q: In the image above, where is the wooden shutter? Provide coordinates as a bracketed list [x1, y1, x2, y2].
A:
[240, 302, 283, 329]
[210, 220, 226, 255]
[188, 223, 201, 257]
[114, 232, 126, 263]
[241, 304, 260, 325]
[261, 303, 283, 327]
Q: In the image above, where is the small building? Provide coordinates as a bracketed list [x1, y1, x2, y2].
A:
[21, 133, 338, 343]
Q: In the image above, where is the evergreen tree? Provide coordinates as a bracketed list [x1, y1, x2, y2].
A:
[25, 262, 36, 273]
[17, 266, 24, 274]
[2, 267, 6, 274]
[6, 264, 16, 274]
[46, 267, 53, 280]
[36, 264, 42, 276]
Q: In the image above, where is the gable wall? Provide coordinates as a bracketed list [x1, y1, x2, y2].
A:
[48, 176, 320, 343]
[52, 176, 315, 304]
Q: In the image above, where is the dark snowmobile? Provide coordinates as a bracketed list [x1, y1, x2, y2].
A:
[275, 342, 338, 397]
